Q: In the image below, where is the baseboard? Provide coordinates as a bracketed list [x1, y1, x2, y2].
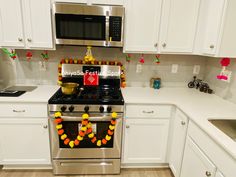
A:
[121, 163, 169, 168]
[2, 165, 52, 170]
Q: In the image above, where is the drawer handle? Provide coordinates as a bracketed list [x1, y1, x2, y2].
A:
[43, 125, 48, 129]
[142, 111, 154, 114]
[13, 109, 26, 113]
[126, 125, 130, 129]
[206, 171, 212, 177]
[181, 121, 186, 125]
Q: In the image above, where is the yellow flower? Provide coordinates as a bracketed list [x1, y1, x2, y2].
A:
[77, 136, 83, 141]
[88, 133, 94, 138]
[105, 135, 111, 141]
[61, 134, 67, 140]
[69, 141, 74, 148]
[87, 122, 92, 129]
[111, 112, 117, 118]
[82, 113, 89, 120]
[65, 59, 69, 64]
[54, 112, 61, 118]
[80, 126, 87, 132]
[74, 59, 78, 64]
[97, 140, 102, 147]
[109, 125, 115, 130]
[56, 124, 63, 129]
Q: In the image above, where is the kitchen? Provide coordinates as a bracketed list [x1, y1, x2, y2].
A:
[0, 0, 236, 177]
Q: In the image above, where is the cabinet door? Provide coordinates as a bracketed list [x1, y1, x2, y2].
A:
[201, 0, 225, 55]
[0, 0, 25, 48]
[160, 0, 200, 53]
[91, 0, 124, 5]
[23, 0, 53, 49]
[123, 0, 162, 53]
[169, 109, 188, 177]
[53, 0, 87, 3]
[0, 118, 50, 165]
[180, 137, 216, 177]
[215, 170, 225, 177]
[123, 119, 169, 163]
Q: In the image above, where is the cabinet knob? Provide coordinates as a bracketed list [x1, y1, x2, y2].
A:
[154, 43, 158, 48]
[126, 125, 130, 129]
[210, 45, 214, 49]
[162, 43, 167, 48]
[181, 121, 186, 125]
[27, 38, 32, 42]
[205, 171, 212, 177]
[18, 38, 23, 42]
[43, 125, 48, 129]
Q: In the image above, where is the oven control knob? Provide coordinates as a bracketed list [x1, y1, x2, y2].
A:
[107, 106, 112, 113]
[99, 106, 104, 113]
[61, 106, 67, 112]
[84, 106, 89, 113]
[69, 106, 74, 112]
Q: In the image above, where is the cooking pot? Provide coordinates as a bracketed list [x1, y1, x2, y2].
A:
[60, 82, 79, 95]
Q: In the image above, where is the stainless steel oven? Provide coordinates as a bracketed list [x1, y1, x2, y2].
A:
[52, 3, 124, 47]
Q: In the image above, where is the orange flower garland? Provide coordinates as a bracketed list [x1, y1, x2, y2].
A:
[58, 59, 126, 88]
[54, 112, 118, 148]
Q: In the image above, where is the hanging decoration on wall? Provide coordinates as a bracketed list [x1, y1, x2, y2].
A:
[126, 54, 132, 62]
[26, 51, 33, 62]
[155, 54, 161, 64]
[216, 57, 232, 82]
[1, 48, 17, 60]
[54, 112, 117, 148]
[41, 50, 49, 61]
[139, 54, 145, 64]
[58, 58, 126, 88]
[84, 46, 95, 63]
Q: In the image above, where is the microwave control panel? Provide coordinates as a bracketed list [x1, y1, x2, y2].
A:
[109, 16, 122, 41]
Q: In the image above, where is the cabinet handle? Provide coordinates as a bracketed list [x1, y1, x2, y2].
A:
[162, 43, 167, 48]
[205, 171, 212, 177]
[43, 125, 48, 129]
[13, 109, 26, 113]
[154, 43, 158, 48]
[181, 121, 186, 125]
[27, 38, 32, 42]
[126, 125, 130, 129]
[142, 111, 154, 114]
[18, 38, 23, 42]
[210, 45, 214, 49]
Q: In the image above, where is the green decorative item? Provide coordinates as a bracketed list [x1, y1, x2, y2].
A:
[2, 48, 17, 59]
[41, 50, 49, 61]
[155, 54, 160, 64]
[126, 54, 132, 62]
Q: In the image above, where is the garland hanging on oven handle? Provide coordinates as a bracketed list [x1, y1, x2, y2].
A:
[54, 112, 118, 148]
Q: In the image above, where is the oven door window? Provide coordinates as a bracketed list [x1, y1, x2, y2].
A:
[59, 121, 114, 148]
[55, 14, 106, 40]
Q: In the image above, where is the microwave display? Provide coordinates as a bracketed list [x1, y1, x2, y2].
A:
[56, 14, 106, 41]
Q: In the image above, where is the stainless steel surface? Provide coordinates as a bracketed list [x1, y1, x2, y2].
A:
[53, 3, 124, 47]
[48, 104, 124, 113]
[61, 64, 121, 78]
[53, 159, 120, 175]
[6, 86, 37, 92]
[49, 112, 123, 159]
[208, 119, 236, 141]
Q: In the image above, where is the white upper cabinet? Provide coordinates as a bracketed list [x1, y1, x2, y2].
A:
[0, 0, 53, 49]
[0, 0, 25, 48]
[54, 0, 123, 5]
[23, 0, 53, 49]
[123, 0, 163, 53]
[159, 0, 201, 53]
[215, 170, 225, 177]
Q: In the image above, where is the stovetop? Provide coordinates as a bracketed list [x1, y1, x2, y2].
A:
[48, 86, 124, 105]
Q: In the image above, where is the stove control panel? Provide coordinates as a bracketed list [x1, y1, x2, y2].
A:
[69, 106, 74, 112]
[99, 106, 104, 113]
[61, 106, 67, 112]
[107, 106, 112, 113]
[84, 106, 89, 113]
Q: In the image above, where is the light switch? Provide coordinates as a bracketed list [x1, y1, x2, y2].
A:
[136, 64, 142, 73]
[171, 64, 178, 73]
[193, 65, 200, 75]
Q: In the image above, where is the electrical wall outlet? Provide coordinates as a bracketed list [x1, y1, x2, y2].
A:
[193, 65, 200, 75]
[136, 64, 142, 73]
[39, 61, 47, 71]
[171, 64, 178, 73]
[223, 70, 232, 83]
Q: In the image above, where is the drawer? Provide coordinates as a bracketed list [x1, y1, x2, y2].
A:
[0, 103, 47, 118]
[125, 105, 172, 118]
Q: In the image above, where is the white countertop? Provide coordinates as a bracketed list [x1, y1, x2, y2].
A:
[0, 85, 59, 103]
[122, 87, 236, 160]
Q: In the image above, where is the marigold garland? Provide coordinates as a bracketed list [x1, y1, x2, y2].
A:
[54, 112, 118, 148]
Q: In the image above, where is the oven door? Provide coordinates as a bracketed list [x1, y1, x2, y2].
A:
[49, 113, 123, 159]
[53, 3, 124, 47]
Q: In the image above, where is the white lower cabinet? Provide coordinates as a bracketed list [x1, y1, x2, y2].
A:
[180, 136, 216, 177]
[123, 118, 170, 164]
[169, 109, 188, 177]
[0, 118, 50, 165]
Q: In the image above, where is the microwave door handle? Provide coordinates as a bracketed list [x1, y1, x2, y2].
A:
[105, 10, 110, 46]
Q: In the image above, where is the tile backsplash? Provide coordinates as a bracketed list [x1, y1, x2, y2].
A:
[1, 46, 206, 88]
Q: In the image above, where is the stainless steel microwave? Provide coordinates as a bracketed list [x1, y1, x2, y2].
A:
[53, 3, 124, 47]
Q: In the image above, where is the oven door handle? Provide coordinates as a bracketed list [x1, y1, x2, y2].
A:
[59, 115, 122, 122]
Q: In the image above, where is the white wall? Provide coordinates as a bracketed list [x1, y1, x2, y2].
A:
[1, 46, 207, 88]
